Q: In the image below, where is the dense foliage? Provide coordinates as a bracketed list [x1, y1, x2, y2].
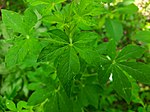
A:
[0, 0, 150, 111]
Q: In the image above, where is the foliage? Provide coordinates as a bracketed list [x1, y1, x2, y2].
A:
[0, 0, 150, 111]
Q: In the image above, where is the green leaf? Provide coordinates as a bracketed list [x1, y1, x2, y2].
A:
[73, 32, 98, 46]
[118, 62, 150, 85]
[106, 40, 116, 60]
[98, 63, 112, 85]
[135, 31, 150, 43]
[2, 9, 26, 34]
[27, 0, 66, 6]
[75, 0, 104, 16]
[28, 87, 52, 105]
[28, 78, 72, 112]
[96, 40, 116, 60]
[112, 65, 131, 103]
[55, 47, 80, 95]
[78, 84, 100, 107]
[105, 19, 123, 42]
[23, 8, 37, 33]
[6, 100, 16, 111]
[49, 29, 69, 43]
[101, 0, 113, 3]
[73, 32, 99, 66]
[116, 45, 145, 61]
[17, 101, 27, 110]
[38, 30, 69, 62]
[5, 38, 41, 68]
[116, 4, 138, 14]
[74, 47, 100, 66]
[123, 0, 135, 5]
[44, 90, 73, 112]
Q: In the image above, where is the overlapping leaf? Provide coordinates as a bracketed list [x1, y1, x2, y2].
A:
[98, 43, 148, 102]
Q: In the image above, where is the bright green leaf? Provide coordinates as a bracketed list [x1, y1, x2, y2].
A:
[6, 99, 16, 111]
[17, 101, 27, 110]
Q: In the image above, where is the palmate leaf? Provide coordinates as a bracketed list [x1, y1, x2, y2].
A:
[5, 38, 41, 68]
[97, 41, 147, 102]
[41, 30, 100, 95]
[39, 29, 80, 95]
